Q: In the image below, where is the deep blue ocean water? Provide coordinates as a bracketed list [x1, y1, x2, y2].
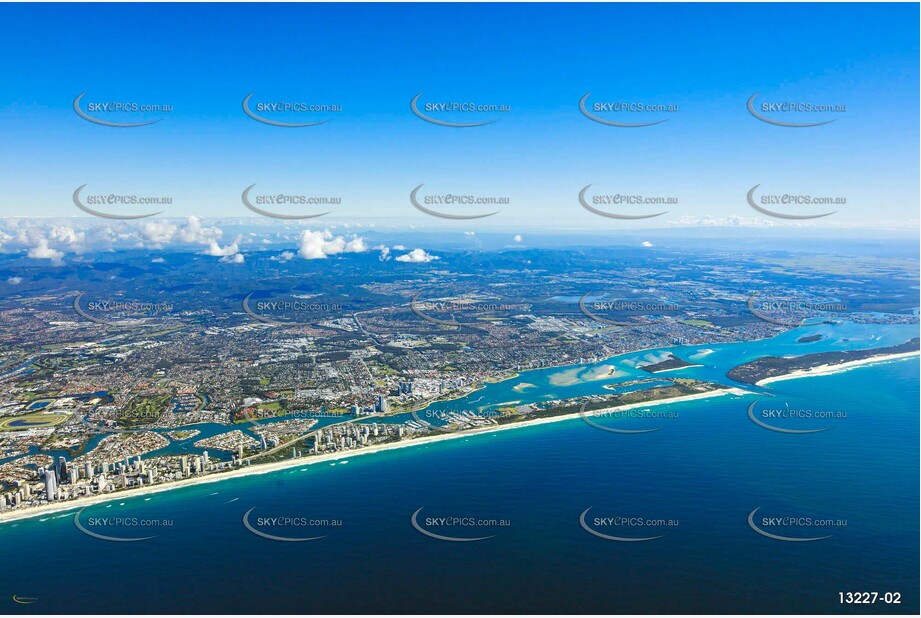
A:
[1, 353, 917, 614]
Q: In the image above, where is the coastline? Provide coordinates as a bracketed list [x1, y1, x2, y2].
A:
[2, 348, 915, 526]
[755, 350, 919, 386]
[0, 387, 748, 525]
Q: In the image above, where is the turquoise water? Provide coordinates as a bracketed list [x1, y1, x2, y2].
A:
[7, 321, 913, 460]
[0, 350, 916, 613]
[411, 321, 918, 418]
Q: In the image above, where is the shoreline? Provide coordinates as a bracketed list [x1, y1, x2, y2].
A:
[642, 363, 705, 375]
[2, 348, 916, 526]
[0, 387, 748, 525]
[755, 350, 919, 386]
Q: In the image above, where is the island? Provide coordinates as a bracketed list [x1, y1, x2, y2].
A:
[639, 354, 702, 373]
[726, 338, 920, 385]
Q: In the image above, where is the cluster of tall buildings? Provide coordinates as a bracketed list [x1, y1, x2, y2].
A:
[312, 422, 406, 454]
[1, 450, 219, 512]
[2, 456, 115, 509]
[2, 415, 424, 514]
[42, 456, 110, 502]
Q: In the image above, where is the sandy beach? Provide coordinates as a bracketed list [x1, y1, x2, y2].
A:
[0, 386, 749, 525]
[3, 349, 914, 525]
[644, 363, 704, 374]
[756, 350, 919, 386]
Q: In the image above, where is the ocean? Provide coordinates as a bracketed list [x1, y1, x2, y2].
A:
[0, 334, 918, 614]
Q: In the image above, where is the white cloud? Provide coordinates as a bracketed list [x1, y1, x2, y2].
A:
[50, 226, 84, 247]
[151, 257, 165, 263]
[395, 248, 438, 263]
[6, 276, 22, 285]
[141, 220, 178, 244]
[27, 239, 64, 261]
[270, 251, 296, 262]
[178, 216, 223, 244]
[220, 253, 245, 264]
[378, 246, 391, 261]
[641, 241, 654, 247]
[513, 234, 523, 243]
[139, 216, 226, 247]
[297, 230, 369, 260]
[393, 244, 407, 251]
[667, 215, 776, 228]
[344, 237, 367, 253]
[202, 240, 240, 257]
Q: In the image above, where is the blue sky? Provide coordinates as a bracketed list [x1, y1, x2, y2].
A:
[0, 3, 918, 231]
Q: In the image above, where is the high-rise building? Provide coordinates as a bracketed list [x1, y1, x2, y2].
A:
[43, 467, 57, 501]
[57, 456, 67, 483]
